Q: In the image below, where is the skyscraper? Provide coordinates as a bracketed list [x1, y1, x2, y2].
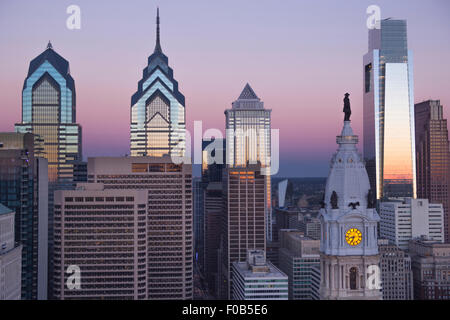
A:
[130, 9, 186, 158]
[53, 184, 148, 300]
[319, 99, 381, 300]
[363, 19, 416, 200]
[87, 156, 193, 299]
[415, 100, 450, 242]
[220, 165, 266, 299]
[225, 84, 272, 240]
[15, 42, 82, 183]
[0, 132, 48, 299]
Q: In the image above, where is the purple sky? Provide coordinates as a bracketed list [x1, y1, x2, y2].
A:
[1, 0, 449, 177]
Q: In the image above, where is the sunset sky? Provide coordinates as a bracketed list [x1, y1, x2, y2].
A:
[1, 0, 449, 177]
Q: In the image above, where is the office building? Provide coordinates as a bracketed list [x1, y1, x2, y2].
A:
[378, 239, 413, 300]
[87, 156, 193, 299]
[225, 84, 272, 241]
[220, 165, 266, 299]
[0, 132, 48, 299]
[130, 9, 185, 158]
[203, 182, 224, 295]
[53, 184, 148, 299]
[193, 177, 204, 272]
[319, 104, 381, 300]
[15, 42, 82, 183]
[278, 230, 320, 300]
[0, 204, 22, 300]
[363, 19, 416, 199]
[415, 100, 450, 242]
[380, 198, 444, 250]
[409, 237, 450, 300]
[231, 250, 288, 300]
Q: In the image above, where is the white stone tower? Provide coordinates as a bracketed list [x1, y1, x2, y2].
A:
[319, 99, 382, 300]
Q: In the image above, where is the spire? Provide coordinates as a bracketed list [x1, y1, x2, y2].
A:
[47, 40, 53, 50]
[154, 7, 162, 53]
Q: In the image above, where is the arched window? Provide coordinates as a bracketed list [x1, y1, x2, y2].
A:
[349, 267, 358, 290]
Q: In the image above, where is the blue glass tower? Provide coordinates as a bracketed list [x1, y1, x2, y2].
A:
[130, 8, 186, 157]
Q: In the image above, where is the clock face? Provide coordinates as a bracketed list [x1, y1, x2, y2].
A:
[345, 228, 362, 246]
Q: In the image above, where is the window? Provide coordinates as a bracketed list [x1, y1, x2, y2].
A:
[365, 63, 372, 93]
[350, 267, 358, 290]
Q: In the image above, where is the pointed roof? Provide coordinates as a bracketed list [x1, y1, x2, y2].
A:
[238, 83, 259, 100]
[154, 7, 162, 53]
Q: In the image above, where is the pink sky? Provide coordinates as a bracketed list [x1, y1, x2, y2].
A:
[1, 0, 449, 176]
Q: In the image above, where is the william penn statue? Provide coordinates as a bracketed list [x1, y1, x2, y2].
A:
[343, 92, 351, 121]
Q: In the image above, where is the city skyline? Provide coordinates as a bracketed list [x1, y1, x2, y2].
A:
[1, 0, 450, 178]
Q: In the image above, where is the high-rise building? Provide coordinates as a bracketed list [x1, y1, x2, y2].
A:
[130, 9, 185, 158]
[409, 237, 450, 300]
[0, 132, 48, 300]
[319, 102, 381, 300]
[220, 165, 266, 299]
[231, 250, 288, 300]
[278, 230, 321, 300]
[415, 100, 450, 242]
[15, 42, 82, 183]
[225, 84, 272, 241]
[363, 19, 416, 200]
[53, 183, 148, 300]
[204, 182, 224, 295]
[0, 204, 22, 300]
[193, 177, 204, 272]
[87, 156, 193, 299]
[380, 198, 444, 250]
[378, 239, 413, 300]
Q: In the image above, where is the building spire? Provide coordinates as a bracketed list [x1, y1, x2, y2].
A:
[47, 40, 53, 50]
[154, 7, 162, 53]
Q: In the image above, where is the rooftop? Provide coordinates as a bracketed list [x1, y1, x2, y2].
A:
[0, 203, 14, 215]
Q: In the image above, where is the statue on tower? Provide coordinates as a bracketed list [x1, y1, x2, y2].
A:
[343, 93, 351, 121]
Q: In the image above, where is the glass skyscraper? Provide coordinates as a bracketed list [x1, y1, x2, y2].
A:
[363, 19, 416, 200]
[225, 84, 272, 240]
[130, 9, 186, 158]
[15, 42, 82, 183]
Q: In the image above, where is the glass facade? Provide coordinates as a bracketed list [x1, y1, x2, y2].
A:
[225, 84, 272, 241]
[15, 44, 82, 183]
[130, 11, 185, 158]
[363, 19, 416, 199]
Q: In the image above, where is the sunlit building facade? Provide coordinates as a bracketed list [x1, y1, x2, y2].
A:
[363, 19, 416, 200]
[415, 100, 450, 242]
[15, 42, 82, 183]
[225, 84, 272, 240]
[130, 9, 185, 158]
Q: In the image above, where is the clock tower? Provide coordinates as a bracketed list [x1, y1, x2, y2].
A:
[318, 96, 381, 300]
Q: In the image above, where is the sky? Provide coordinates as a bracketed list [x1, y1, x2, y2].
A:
[0, 0, 449, 177]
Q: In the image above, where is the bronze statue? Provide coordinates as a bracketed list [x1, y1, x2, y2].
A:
[343, 93, 351, 121]
[330, 191, 338, 209]
[348, 202, 360, 210]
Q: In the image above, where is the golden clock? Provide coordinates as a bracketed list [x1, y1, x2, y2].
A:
[345, 228, 362, 246]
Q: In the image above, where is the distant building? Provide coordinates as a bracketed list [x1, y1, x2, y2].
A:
[193, 177, 204, 271]
[225, 84, 272, 241]
[87, 156, 193, 299]
[409, 237, 450, 300]
[203, 182, 224, 295]
[415, 100, 450, 242]
[278, 230, 320, 300]
[378, 239, 413, 300]
[298, 213, 321, 240]
[231, 250, 288, 300]
[0, 132, 48, 299]
[380, 198, 444, 250]
[0, 204, 22, 300]
[53, 184, 148, 299]
[220, 165, 266, 299]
